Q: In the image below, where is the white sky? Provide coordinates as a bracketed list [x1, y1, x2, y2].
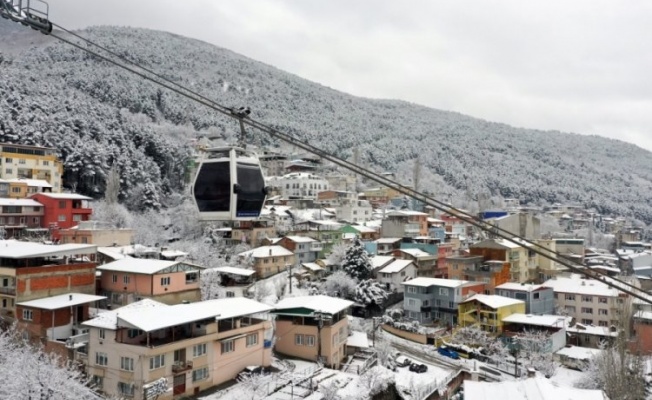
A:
[49, 0, 652, 152]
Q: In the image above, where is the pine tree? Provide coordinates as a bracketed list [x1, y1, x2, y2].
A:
[342, 237, 372, 281]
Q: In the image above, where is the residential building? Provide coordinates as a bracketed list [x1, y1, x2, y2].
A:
[5, 178, 53, 198]
[268, 172, 329, 200]
[0, 198, 44, 238]
[377, 259, 417, 292]
[501, 314, 568, 353]
[542, 274, 626, 328]
[482, 213, 541, 240]
[288, 220, 343, 256]
[535, 239, 569, 281]
[448, 256, 510, 295]
[317, 190, 357, 207]
[229, 220, 276, 247]
[359, 187, 401, 207]
[58, 220, 134, 246]
[566, 321, 619, 348]
[458, 294, 526, 334]
[237, 246, 295, 279]
[495, 283, 555, 315]
[339, 224, 379, 241]
[337, 200, 373, 224]
[375, 238, 402, 255]
[16, 293, 105, 360]
[555, 346, 603, 371]
[631, 310, 652, 354]
[402, 278, 485, 327]
[0, 142, 63, 191]
[97, 258, 202, 307]
[83, 297, 273, 400]
[553, 237, 586, 264]
[397, 248, 438, 278]
[464, 376, 608, 400]
[30, 193, 93, 235]
[380, 210, 429, 238]
[278, 235, 322, 264]
[447, 255, 484, 281]
[470, 238, 532, 283]
[370, 255, 396, 277]
[0, 240, 97, 322]
[272, 295, 353, 368]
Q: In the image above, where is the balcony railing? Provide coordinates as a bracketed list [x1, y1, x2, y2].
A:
[172, 360, 193, 373]
[310, 244, 323, 252]
[65, 332, 90, 349]
[0, 286, 16, 295]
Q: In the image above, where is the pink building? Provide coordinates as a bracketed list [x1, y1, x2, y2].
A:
[97, 258, 201, 307]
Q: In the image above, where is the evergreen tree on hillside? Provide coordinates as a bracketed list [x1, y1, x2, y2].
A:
[342, 238, 372, 281]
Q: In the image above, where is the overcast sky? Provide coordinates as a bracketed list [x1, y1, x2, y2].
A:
[50, 1, 652, 152]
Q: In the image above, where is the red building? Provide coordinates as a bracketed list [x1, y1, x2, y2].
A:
[30, 193, 93, 239]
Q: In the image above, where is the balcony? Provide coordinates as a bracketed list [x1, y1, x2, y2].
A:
[65, 332, 90, 349]
[0, 286, 16, 295]
[420, 306, 432, 312]
[172, 360, 193, 373]
[310, 244, 323, 252]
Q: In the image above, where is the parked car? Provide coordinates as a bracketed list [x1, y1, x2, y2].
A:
[409, 363, 428, 373]
[437, 345, 460, 360]
[395, 354, 412, 367]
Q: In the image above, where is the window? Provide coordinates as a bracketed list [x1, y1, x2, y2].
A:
[435, 299, 441, 306]
[448, 301, 454, 309]
[221, 340, 234, 354]
[422, 300, 430, 307]
[564, 294, 575, 301]
[117, 382, 134, 397]
[58, 214, 66, 222]
[565, 305, 576, 313]
[120, 357, 134, 371]
[43, 160, 49, 166]
[73, 214, 82, 222]
[186, 272, 198, 283]
[127, 329, 142, 338]
[58, 200, 66, 209]
[96, 352, 108, 366]
[332, 334, 338, 345]
[22, 309, 33, 321]
[246, 333, 258, 347]
[123, 275, 131, 285]
[11, 187, 20, 193]
[5, 158, 12, 163]
[582, 295, 593, 302]
[407, 299, 416, 307]
[295, 334, 304, 346]
[598, 321, 609, 327]
[91, 375, 103, 389]
[599, 297, 608, 304]
[533, 292, 540, 299]
[112, 274, 117, 283]
[439, 288, 449, 296]
[581, 307, 593, 314]
[149, 354, 165, 370]
[226, 291, 235, 298]
[581, 319, 593, 325]
[161, 276, 171, 286]
[306, 335, 315, 346]
[193, 367, 209, 382]
[99, 329, 105, 340]
[599, 309, 608, 316]
[5, 168, 12, 174]
[193, 343, 207, 357]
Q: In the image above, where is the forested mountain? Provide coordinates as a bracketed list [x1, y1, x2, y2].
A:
[1, 21, 652, 224]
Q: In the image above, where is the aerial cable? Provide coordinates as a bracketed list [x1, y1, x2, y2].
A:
[39, 25, 651, 304]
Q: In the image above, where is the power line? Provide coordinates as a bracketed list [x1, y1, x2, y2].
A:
[17, 23, 651, 305]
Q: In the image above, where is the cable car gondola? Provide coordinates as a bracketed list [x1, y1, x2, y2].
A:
[0, 0, 53, 34]
[191, 146, 268, 221]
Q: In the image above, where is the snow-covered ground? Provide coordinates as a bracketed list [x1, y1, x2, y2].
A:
[549, 367, 585, 388]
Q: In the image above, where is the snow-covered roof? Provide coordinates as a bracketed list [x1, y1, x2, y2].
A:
[274, 295, 353, 315]
[0, 240, 97, 258]
[375, 238, 402, 244]
[160, 249, 188, 259]
[346, 331, 369, 348]
[461, 294, 525, 309]
[566, 323, 618, 337]
[495, 282, 551, 292]
[284, 235, 317, 243]
[97, 258, 181, 275]
[17, 293, 106, 310]
[635, 310, 652, 321]
[463, 376, 608, 400]
[555, 346, 602, 361]
[378, 259, 414, 274]
[301, 263, 324, 272]
[370, 255, 395, 269]
[386, 210, 428, 217]
[238, 245, 294, 258]
[502, 314, 569, 328]
[31, 192, 92, 200]
[542, 275, 621, 297]
[400, 248, 433, 257]
[348, 225, 377, 233]
[116, 297, 272, 332]
[0, 198, 43, 207]
[82, 299, 167, 330]
[402, 277, 470, 288]
[6, 178, 53, 188]
[208, 266, 256, 276]
[97, 247, 128, 260]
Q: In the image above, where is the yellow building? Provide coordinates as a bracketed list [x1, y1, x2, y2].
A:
[0, 143, 63, 192]
[237, 245, 295, 279]
[458, 294, 525, 334]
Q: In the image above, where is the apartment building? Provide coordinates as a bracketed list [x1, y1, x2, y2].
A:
[377, 259, 417, 292]
[268, 172, 329, 200]
[402, 278, 485, 327]
[458, 294, 526, 334]
[0, 198, 44, 238]
[398, 248, 438, 277]
[272, 295, 352, 368]
[470, 238, 534, 283]
[340, 225, 379, 241]
[83, 297, 273, 400]
[278, 235, 322, 264]
[380, 210, 429, 238]
[543, 274, 627, 327]
[1, 178, 52, 199]
[0, 142, 63, 191]
[495, 282, 555, 315]
[0, 240, 97, 322]
[97, 258, 201, 307]
[58, 220, 134, 246]
[237, 246, 295, 279]
[30, 192, 93, 232]
[337, 200, 373, 224]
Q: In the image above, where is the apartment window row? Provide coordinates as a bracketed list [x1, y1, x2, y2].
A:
[582, 295, 593, 302]
[581, 307, 593, 314]
[193, 343, 207, 357]
[295, 334, 315, 347]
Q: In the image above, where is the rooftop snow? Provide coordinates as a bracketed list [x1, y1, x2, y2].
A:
[502, 313, 569, 327]
[402, 277, 470, 288]
[117, 297, 272, 332]
[238, 245, 293, 258]
[555, 346, 602, 360]
[5, 178, 53, 187]
[379, 259, 415, 274]
[495, 282, 550, 292]
[462, 294, 525, 309]
[375, 238, 402, 244]
[301, 263, 324, 272]
[97, 258, 186, 275]
[542, 275, 621, 297]
[17, 293, 106, 310]
[31, 192, 92, 200]
[0, 240, 97, 258]
[274, 295, 353, 315]
[463, 376, 607, 400]
[566, 323, 618, 337]
[208, 266, 256, 276]
[284, 235, 317, 243]
[0, 198, 43, 207]
[82, 299, 168, 330]
[346, 331, 369, 348]
[400, 248, 434, 257]
[370, 255, 395, 269]
[348, 225, 377, 233]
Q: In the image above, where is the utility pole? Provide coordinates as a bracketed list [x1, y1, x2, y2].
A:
[287, 263, 293, 294]
[316, 311, 324, 364]
[371, 317, 381, 347]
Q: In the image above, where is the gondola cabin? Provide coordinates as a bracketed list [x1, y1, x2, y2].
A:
[192, 147, 267, 221]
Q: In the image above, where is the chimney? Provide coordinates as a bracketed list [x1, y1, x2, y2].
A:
[69, 294, 73, 301]
[269, 248, 272, 256]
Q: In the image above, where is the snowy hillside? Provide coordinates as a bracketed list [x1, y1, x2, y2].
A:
[1, 21, 652, 223]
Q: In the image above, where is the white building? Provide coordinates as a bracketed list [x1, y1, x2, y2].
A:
[268, 172, 329, 200]
[377, 259, 417, 293]
[336, 200, 373, 224]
